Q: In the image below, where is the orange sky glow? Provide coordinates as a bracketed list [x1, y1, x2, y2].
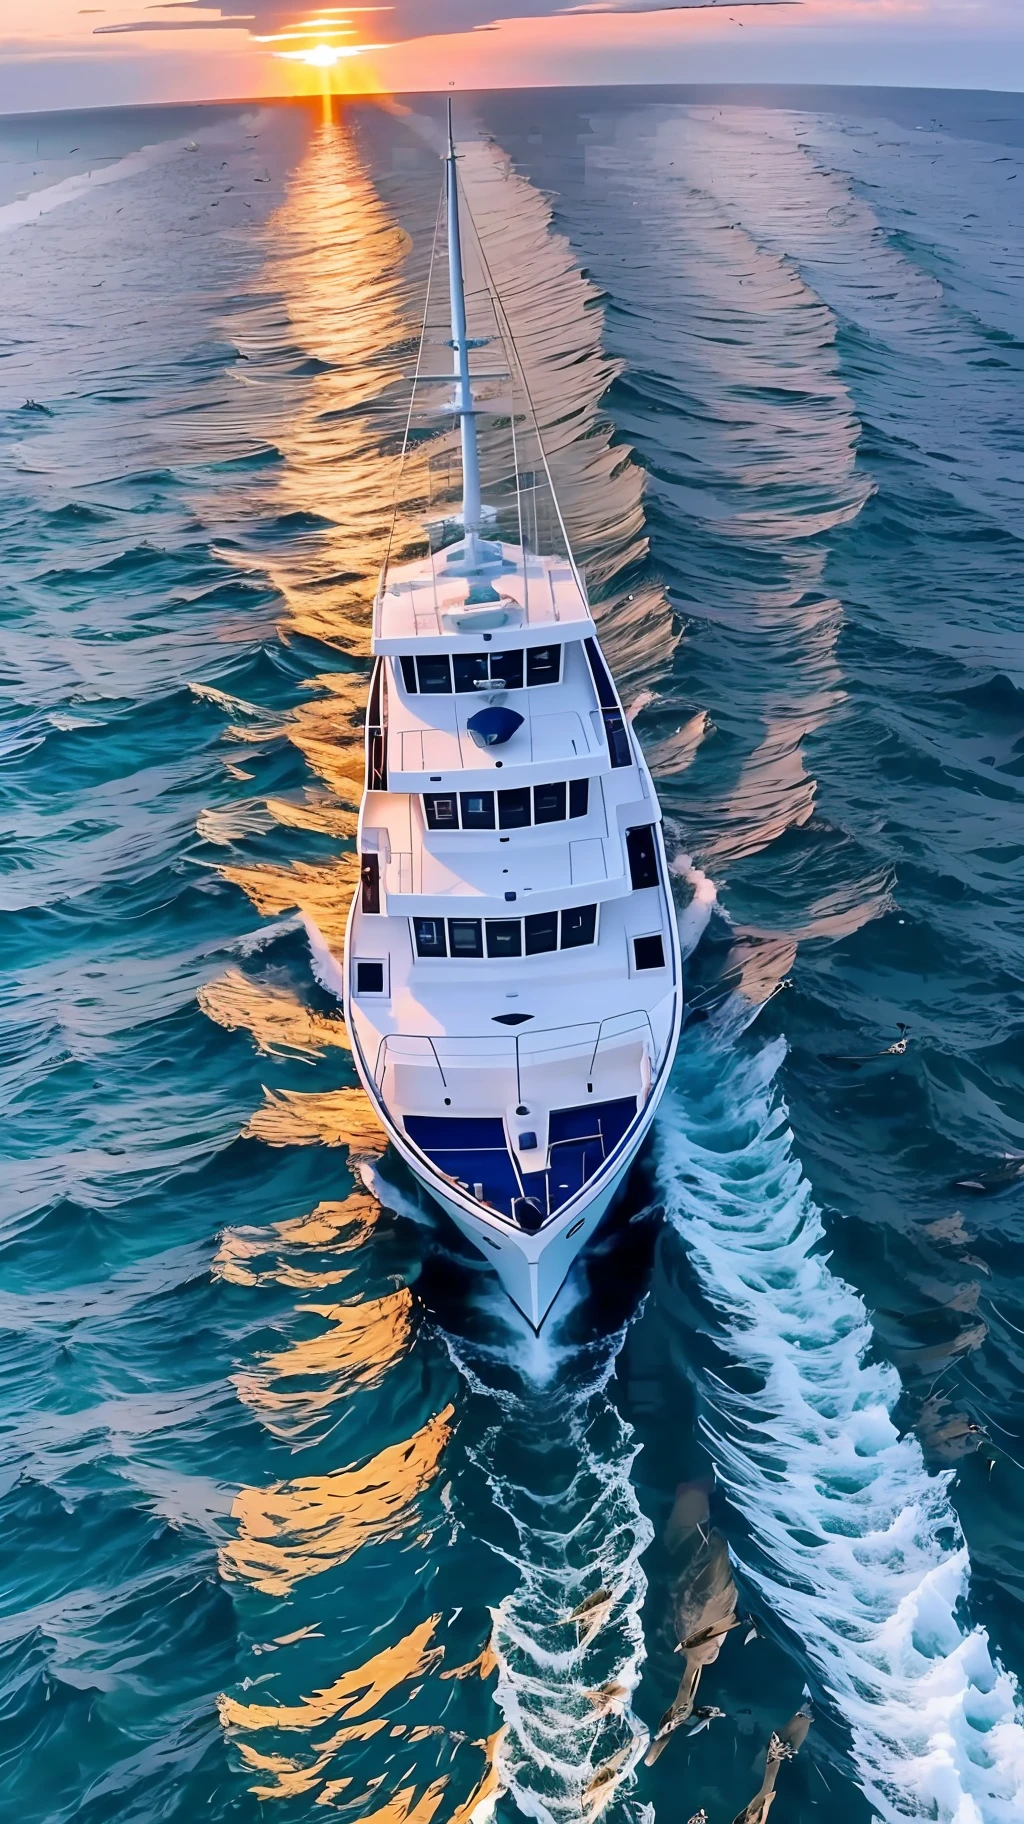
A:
[1, 0, 1023, 110]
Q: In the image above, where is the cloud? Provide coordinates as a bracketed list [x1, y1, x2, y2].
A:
[93, 18, 255, 32]
[97, 0, 802, 49]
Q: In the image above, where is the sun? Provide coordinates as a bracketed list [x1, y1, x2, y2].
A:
[296, 42, 347, 66]
[252, 8, 389, 92]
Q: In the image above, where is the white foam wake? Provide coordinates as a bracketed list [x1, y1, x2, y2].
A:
[442, 1282, 653, 1824]
[659, 1030, 1024, 1822]
[669, 851, 721, 959]
[0, 137, 189, 237]
[301, 913, 346, 1004]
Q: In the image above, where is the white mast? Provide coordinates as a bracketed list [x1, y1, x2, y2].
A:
[446, 102, 482, 546]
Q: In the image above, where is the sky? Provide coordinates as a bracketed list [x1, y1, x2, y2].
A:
[1, 0, 1023, 114]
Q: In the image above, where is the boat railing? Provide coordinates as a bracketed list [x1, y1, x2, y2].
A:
[371, 1010, 658, 1105]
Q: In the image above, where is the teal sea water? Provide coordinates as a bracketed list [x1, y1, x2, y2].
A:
[2, 83, 1024, 1824]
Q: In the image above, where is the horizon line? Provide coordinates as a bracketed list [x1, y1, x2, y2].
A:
[2, 75, 1024, 123]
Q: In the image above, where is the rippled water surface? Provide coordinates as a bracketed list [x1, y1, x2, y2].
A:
[3, 83, 1024, 1824]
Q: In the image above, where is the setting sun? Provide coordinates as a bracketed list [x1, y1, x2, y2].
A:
[249, 8, 388, 77]
[283, 43, 359, 65]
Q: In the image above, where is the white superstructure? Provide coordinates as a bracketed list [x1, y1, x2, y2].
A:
[343, 111, 682, 1327]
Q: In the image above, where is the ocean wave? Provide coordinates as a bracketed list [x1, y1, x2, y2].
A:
[0, 136, 190, 239]
[658, 1027, 1024, 1823]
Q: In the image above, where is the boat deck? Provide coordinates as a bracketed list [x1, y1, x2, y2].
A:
[346, 535, 678, 1233]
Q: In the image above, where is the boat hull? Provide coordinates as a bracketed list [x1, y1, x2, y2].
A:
[431, 1123, 648, 1327]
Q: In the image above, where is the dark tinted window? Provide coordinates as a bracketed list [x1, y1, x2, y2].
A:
[584, 637, 616, 708]
[486, 920, 522, 958]
[424, 794, 458, 831]
[460, 791, 495, 830]
[453, 653, 489, 693]
[368, 727, 387, 792]
[569, 778, 589, 819]
[414, 918, 447, 958]
[526, 644, 561, 687]
[397, 648, 554, 694]
[626, 825, 660, 890]
[525, 912, 558, 955]
[533, 782, 566, 824]
[498, 787, 531, 829]
[634, 934, 665, 971]
[490, 649, 523, 689]
[356, 960, 384, 993]
[360, 853, 380, 914]
[603, 709, 632, 769]
[561, 904, 597, 949]
[416, 655, 452, 694]
[448, 919, 483, 958]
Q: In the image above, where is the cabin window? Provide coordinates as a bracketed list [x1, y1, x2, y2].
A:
[533, 781, 566, 825]
[489, 650, 524, 689]
[584, 638, 632, 769]
[422, 779, 588, 832]
[398, 647, 553, 694]
[416, 654, 452, 694]
[498, 787, 531, 830]
[413, 918, 447, 958]
[367, 659, 387, 791]
[603, 711, 632, 768]
[355, 960, 385, 994]
[486, 920, 522, 959]
[634, 934, 665, 970]
[360, 853, 381, 913]
[525, 911, 558, 954]
[626, 825, 660, 890]
[449, 918, 483, 957]
[526, 645, 561, 687]
[584, 638, 615, 708]
[453, 653, 489, 693]
[561, 904, 597, 949]
[452, 650, 525, 692]
[424, 794, 459, 830]
[569, 778, 589, 819]
[411, 905, 598, 961]
[460, 791, 496, 830]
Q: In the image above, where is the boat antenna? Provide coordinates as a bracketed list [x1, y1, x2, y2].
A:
[446, 101, 482, 558]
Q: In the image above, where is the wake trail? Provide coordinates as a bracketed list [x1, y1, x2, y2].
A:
[441, 1281, 653, 1824]
[658, 1025, 1024, 1822]
[0, 140, 193, 237]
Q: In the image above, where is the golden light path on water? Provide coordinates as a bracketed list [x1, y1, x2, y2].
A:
[190, 108, 512, 1820]
[197, 101, 683, 1823]
[222, 1405, 455, 1595]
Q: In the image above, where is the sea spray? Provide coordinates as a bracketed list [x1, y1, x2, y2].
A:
[668, 851, 721, 960]
[658, 1027, 1024, 1822]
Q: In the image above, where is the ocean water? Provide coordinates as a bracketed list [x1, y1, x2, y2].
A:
[2, 82, 1024, 1824]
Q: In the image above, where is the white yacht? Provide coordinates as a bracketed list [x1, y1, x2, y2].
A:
[343, 112, 682, 1327]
